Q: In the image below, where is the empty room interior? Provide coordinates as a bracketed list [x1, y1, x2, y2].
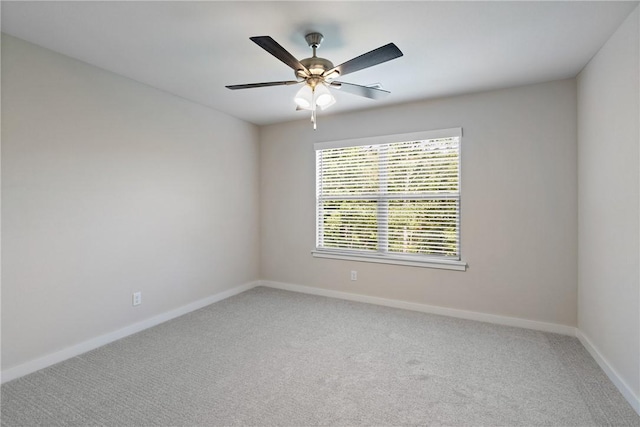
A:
[1, 1, 639, 425]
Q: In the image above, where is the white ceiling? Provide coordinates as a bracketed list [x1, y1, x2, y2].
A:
[2, 1, 638, 126]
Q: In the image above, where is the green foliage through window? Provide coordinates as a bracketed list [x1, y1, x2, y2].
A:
[316, 134, 460, 259]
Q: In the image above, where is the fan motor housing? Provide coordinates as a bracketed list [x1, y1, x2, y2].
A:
[300, 57, 334, 76]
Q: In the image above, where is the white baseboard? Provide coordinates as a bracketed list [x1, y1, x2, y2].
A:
[576, 330, 640, 416]
[1, 281, 260, 384]
[260, 280, 577, 336]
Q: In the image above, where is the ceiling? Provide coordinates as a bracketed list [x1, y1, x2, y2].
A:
[2, 1, 638, 126]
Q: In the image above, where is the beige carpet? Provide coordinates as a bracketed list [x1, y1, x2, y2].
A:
[2, 287, 639, 426]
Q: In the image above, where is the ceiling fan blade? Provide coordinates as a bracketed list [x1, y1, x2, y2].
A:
[226, 80, 301, 90]
[330, 81, 390, 100]
[250, 36, 309, 74]
[327, 43, 403, 77]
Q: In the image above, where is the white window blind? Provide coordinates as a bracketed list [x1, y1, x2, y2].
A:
[315, 129, 462, 266]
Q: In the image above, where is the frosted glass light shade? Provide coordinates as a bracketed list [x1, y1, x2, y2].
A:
[294, 85, 313, 109]
[315, 83, 335, 109]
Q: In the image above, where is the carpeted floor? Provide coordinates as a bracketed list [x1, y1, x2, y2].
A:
[2, 287, 639, 426]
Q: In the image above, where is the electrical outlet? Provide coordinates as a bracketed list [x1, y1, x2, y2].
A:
[350, 271, 357, 281]
[132, 292, 142, 306]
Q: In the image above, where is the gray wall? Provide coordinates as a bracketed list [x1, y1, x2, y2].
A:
[577, 6, 640, 399]
[260, 79, 578, 327]
[1, 35, 261, 370]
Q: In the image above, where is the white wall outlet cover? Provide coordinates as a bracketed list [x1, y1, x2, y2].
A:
[132, 292, 142, 306]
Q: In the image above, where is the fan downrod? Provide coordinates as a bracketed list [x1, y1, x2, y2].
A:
[298, 32, 335, 79]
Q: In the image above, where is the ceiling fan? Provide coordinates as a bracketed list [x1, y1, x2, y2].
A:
[226, 33, 403, 129]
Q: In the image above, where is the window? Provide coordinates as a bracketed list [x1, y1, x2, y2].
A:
[313, 128, 465, 271]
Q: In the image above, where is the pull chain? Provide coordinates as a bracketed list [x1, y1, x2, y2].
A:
[311, 86, 317, 130]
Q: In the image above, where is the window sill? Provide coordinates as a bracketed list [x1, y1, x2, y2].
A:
[311, 250, 467, 271]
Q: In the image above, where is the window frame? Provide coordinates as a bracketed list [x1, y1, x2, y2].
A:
[312, 128, 467, 271]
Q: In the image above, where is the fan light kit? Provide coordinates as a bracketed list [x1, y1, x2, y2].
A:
[226, 32, 403, 129]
